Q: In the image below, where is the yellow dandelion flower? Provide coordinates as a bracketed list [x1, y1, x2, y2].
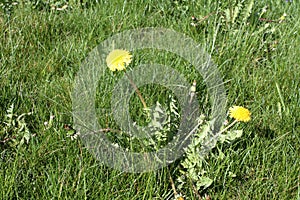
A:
[106, 49, 132, 71]
[229, 106, 251, 122]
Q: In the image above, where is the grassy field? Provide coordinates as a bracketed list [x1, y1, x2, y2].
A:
[0, 0, 299, 199]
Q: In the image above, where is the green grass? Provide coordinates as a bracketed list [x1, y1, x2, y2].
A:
[1, 0, 299, 199]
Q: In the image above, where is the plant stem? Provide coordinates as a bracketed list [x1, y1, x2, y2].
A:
[218, 119, 238, 135]
[168, 167, 179, 198]
[125, 73, 148, 109]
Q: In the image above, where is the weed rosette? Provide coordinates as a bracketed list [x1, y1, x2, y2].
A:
[72, 27, 227, 173]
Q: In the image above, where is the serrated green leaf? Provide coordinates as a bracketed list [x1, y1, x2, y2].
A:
[196, 176, 213, 190]
[231, 3, 242, 23]
[23, 130, 31, 144]
[226, 129, 243, 140]
[218, 133, 227, 143]
[154, 101, 164, 113]
[241, 0, 254, 23]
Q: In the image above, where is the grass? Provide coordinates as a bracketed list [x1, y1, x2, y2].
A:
[0, 0, 299, 199]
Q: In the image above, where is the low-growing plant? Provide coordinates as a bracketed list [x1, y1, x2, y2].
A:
[0, 103, 33, 151]
[177, 114, 246, 192]
[82, 49, 252, 197]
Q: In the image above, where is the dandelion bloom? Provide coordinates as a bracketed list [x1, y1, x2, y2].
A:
[106, 49, 132, 71]
[229, 106, 251, 122]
